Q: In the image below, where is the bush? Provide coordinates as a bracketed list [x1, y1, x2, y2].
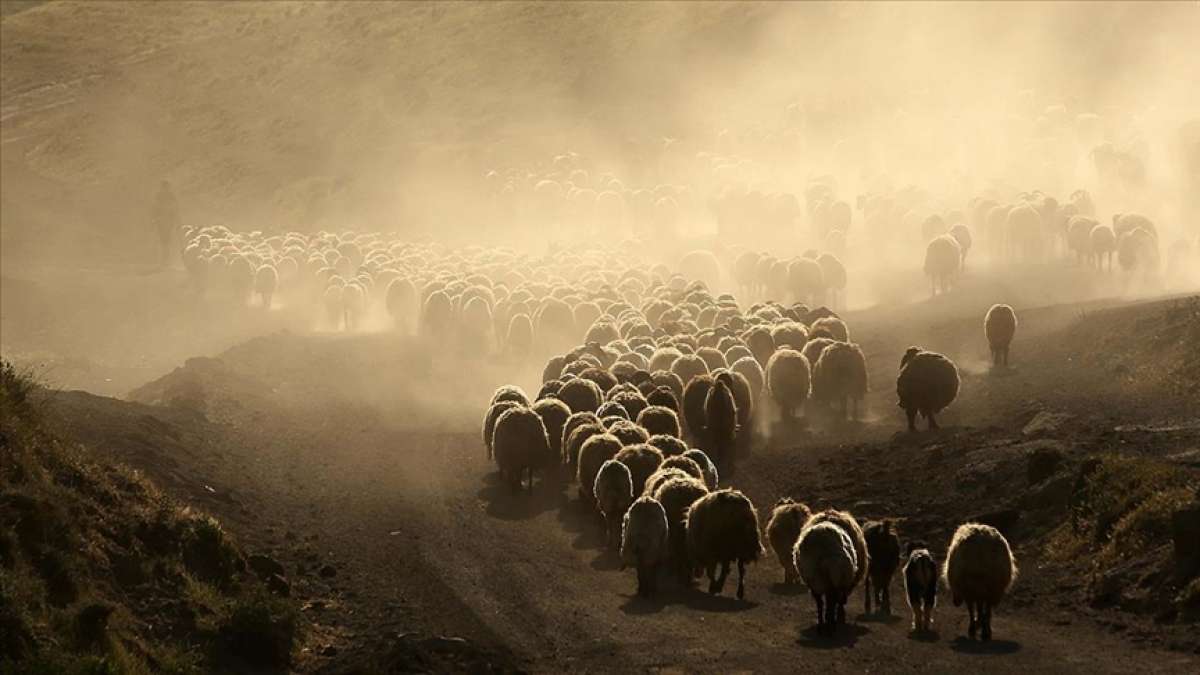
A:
[1071, 455, 1194, 548]
[220, 591, 301, 669]
[180, 513, 241, 587]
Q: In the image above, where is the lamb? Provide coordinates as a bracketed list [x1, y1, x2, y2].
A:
[896, 347, 960, 431]
[703, 372, 739, 463]
[943, 523, 1017, 641]
[576, 433, 624, 505]
[643, 467, 691, 498]
[613, 443, 665, 496]
[903, 543, 938, 633]
[685, 489, 763, 599]
[594, 459, 635, 550]
[653, 475, 709, 583]
[636, 405, 681, 438]
[254, 264, 278, 309]
[766, 348, 811, 420]
[984, 304, 1018, 368]
[811, 341, 868, 420]
[492, 406, 552, 494]
[483, 400, 522, 460]
[795, 520, 857, 636]
[621, 496, 671, 598]
[765, 498, 812, 585]
[924, 234, 962, 296]
[683, 449, 719, 490]
[863, 519, 902, 615]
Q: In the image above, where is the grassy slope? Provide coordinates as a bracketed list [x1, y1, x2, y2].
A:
[0, 360, 303, 673]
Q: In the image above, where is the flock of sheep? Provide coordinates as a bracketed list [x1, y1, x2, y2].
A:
[480, 259, 1022, 639]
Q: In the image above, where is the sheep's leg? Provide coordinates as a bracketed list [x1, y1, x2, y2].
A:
[927, 412, 940, 430]
[636, 562, 647, 597]
[981, 602, 992, 641]
[864, 575, 873, 614]
[712, 560, 730, 595]
[705, 564, 717, 593]
[912, 605, 923, 632]
[736, 559, 746, 600]
[882, 579, 891, 615]
[813, 591, 825, 631]
[527, 467, 534, 495]
[905, 409, 918, 432]
[836, 593, 846, 624]
[967, 601, 978, 639]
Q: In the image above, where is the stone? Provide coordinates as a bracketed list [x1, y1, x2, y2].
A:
[1027, 445, 1065, 485]
[1023, 411, 1073, 437]
[247, 554, 286, 580]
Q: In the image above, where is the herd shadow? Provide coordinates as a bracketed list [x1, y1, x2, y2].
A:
[617, 582, 761, 616]
[477, 470, 563, 521]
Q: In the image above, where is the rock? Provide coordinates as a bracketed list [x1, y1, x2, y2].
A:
[1171, 504, 1200, 570]
[1024, 473, 1074, 511]
[319, 564, 337, 579]
[247, 554, 286, 580]
[266, 573, 291, 597]
[1027, 445, 1065, 485]
[1167, 449, 1200, 468]
[1023, 411, 1073, 437]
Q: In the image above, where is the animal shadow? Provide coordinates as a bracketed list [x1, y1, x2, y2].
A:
[477, 477, 559, 521]
[797, 623, 869, 649]
[908, 628, 941, 642]
[950, 636, 1021, 654]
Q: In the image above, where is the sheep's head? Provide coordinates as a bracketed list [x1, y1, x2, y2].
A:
[901, 346, 923, 370]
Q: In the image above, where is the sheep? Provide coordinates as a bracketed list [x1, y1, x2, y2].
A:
[492, 407, 552, 494]
[685, 489, 763, 599]
[558, 377, 603, 414]
[924, 234, 962, 296]
[621, 496, 671, 598]
[577, 433, 624, 505]
[681, 373, 714, 440]
[594, 459, 635, 550]
[949, 223, 973, 269]
[1117, 227, 1160, 275]
[795, 519, 858, 635]
[944, 523, 1017, 641]
[636, 405, 681, 438]
[682, 449, 719, 490]
[742, 326, 776, 366]
[386, 277, 418, 333]
[608, 419, 650, 446]
[703, 373, 739, 463]
[729, 356, 765, 405]
[653, 475, 709, 583]
[810, 315, 849, 343]
[658, 454, 705, 483]
[1066, 216, 1098, 264]
[765, 498, 812, 585]
[505, 313, 534, 359]
[532, 398, 572, 464]
[646, 433, 688, 458]
[896, 347, 960, 432]
[816, 253, 847, 310]
[1089, 224, 1117, 271]
[491, 384, 530, 407]
[801, 337, 836, 371]
[483, 400, 522, 460]
[421, 289, 454, 339]
[644, 385, 680, 414]
[563, 421, 605, 473]
[609, 389, 649, 421]
[770, 321, 808, 350]
[807, 509, 869, 597]
[904, 542, 939, 633]
[613, 443, 665, 496]
[984, 304, 1018, 368]
[670, 353, 710, 391]
[863, 519, 901, 615]
[254, 264, 278, 309]
[716, 368, 754, 439]
[766, 348, 811, 420]
[811, 341, 868, 421]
